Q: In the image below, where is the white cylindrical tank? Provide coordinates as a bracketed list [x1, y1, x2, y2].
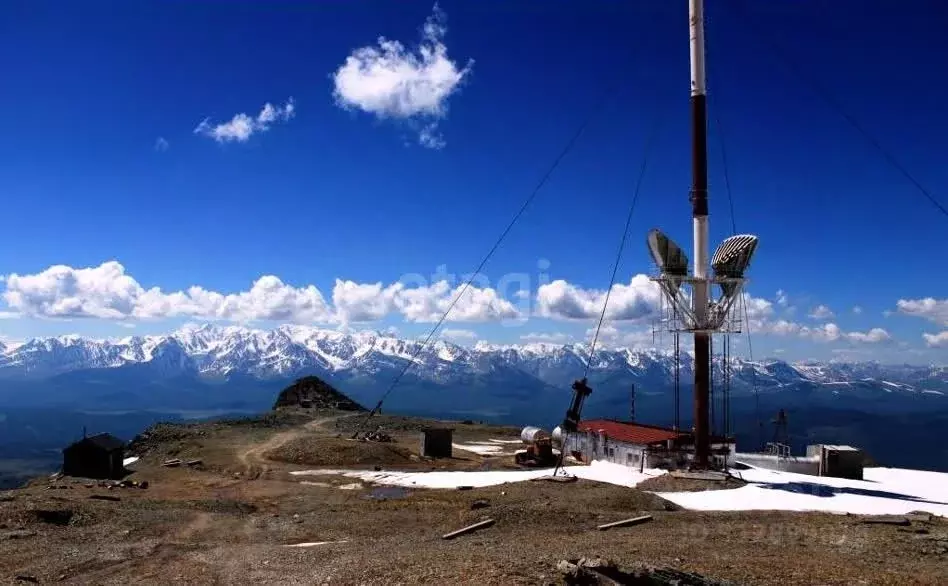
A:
[551, 426, 564, 446]
[521, 426, 549, 444]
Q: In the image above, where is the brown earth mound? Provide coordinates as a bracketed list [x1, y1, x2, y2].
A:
[637, 474, 746, 493]
[265, 435, 415, 468]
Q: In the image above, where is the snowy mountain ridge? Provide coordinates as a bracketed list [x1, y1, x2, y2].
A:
[0, 324, 945, 396]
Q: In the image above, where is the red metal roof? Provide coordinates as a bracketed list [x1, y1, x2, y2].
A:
[577, 419, 682, 445]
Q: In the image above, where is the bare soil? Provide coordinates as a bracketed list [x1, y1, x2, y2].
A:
[1, 410, 946, 585]
[637, 474, 747, 493]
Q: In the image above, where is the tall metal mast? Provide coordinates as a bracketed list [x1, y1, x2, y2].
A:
[647, 0, 758, 471]
[689, 0, 711, 468]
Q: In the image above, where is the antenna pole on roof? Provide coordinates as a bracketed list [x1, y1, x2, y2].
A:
[630, 384, 636, 422]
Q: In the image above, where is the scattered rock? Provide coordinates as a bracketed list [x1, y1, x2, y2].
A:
[0, 493, 15, 503]
[470, 499, 490, 510]
[556, 557, 733, 585]
[14, 575, 38, 583]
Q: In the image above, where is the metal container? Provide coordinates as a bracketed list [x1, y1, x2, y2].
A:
[521, 426, 549, 444]
[551, 426, 564, 446]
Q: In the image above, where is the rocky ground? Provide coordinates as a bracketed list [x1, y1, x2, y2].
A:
[1, 409, 946, 585]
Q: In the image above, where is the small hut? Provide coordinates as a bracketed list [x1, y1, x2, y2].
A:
[420, 427, 453, 459]
[63, 433, 126, 479]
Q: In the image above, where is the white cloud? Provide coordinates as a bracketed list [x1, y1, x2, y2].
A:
[536, 275, 661, 322]
[2, 261, 332, 323]
[332, 280, 401, 323]
[585, 324, 654, 349]
[332, 3, 472, 148]
[520, 332, 570, 344]
[154, 137, 169, 152]
[744, 296, 774, 320]
[775, 289, 788, 307]
[441, 328, 477, 343]
[923, 331, 948, 348]
[852, 306, 863, 315]
[194, 98, 295, 143]
[845, 327, 891, 344]
[393, 280, 519, 323]
[808, 304, 834, 320]
[754, 318, 890, 344]
[897, 297, 948, 327]
[0, 262, 520, 326]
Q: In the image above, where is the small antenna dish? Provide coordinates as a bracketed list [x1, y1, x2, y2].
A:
[647, 229, 689, 278]
[711, 234, 758, 298]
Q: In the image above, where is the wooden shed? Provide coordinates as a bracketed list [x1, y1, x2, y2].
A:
[420, 427, 453, 459]
[63, 433, 126, 479]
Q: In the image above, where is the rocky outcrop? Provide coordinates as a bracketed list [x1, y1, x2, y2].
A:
[271, 376, 366, 411]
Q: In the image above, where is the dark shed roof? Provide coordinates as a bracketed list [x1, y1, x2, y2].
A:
[74, 433, 125, 451]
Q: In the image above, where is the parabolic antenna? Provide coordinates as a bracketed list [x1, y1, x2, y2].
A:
[711, 234, 759, 298]
[647, 229, 689, 278]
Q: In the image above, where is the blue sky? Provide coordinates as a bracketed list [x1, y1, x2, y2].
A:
[0, 0, 946, 362]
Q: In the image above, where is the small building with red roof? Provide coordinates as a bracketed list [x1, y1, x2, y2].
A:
[564, 419, 735, 470]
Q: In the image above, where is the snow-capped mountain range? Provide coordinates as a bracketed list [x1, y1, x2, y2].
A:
[0, 324, 945, 397]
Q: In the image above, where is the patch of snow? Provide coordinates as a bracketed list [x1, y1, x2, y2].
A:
[337, 483, 363, 490]
[452, 442, 508, 456]
[487, 439, 522, 445]
[123, 456, 139, 467]
[656, 465, 948, 518]
[284, 540, 349, 548]
[292, 460, 663, 489]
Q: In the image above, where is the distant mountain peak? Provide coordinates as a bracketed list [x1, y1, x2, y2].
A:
[0, 324, 944, 399]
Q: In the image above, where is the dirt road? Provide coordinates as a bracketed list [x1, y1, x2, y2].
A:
[237, 412, 360, 479]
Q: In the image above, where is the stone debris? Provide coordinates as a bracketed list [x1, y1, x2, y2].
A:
[361, 427, 393, 443]
[556, 557, 735, 585]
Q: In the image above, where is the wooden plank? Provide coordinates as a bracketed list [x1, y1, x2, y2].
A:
[597, 515, 653, 531]
[442, 518, 496, 540]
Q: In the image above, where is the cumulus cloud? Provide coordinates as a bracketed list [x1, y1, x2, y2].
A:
[332, 3, 472, 148]
[585, 324, 654, 349]
[154, 137, 169, 152]
[923, 331, 948, 348]
[520, 332, 571, 344]
[441, 328, 477, 343]
[2, 262, 332, 323]
[845, 327, 891, 344]
[536, 275, 661, 322]
[0, 262, 519, 326]
[852, 306, 863, 315]
[332, 280, 401, 323]
[744, 296, 774, 320]
[897, 297, 948, 327]
[775, 290, 788, 307]
[752, 317, 890, 344]
[394, 280, 519, 323]
[808, 304, 834, 320]
[194, 98, 295, 143]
